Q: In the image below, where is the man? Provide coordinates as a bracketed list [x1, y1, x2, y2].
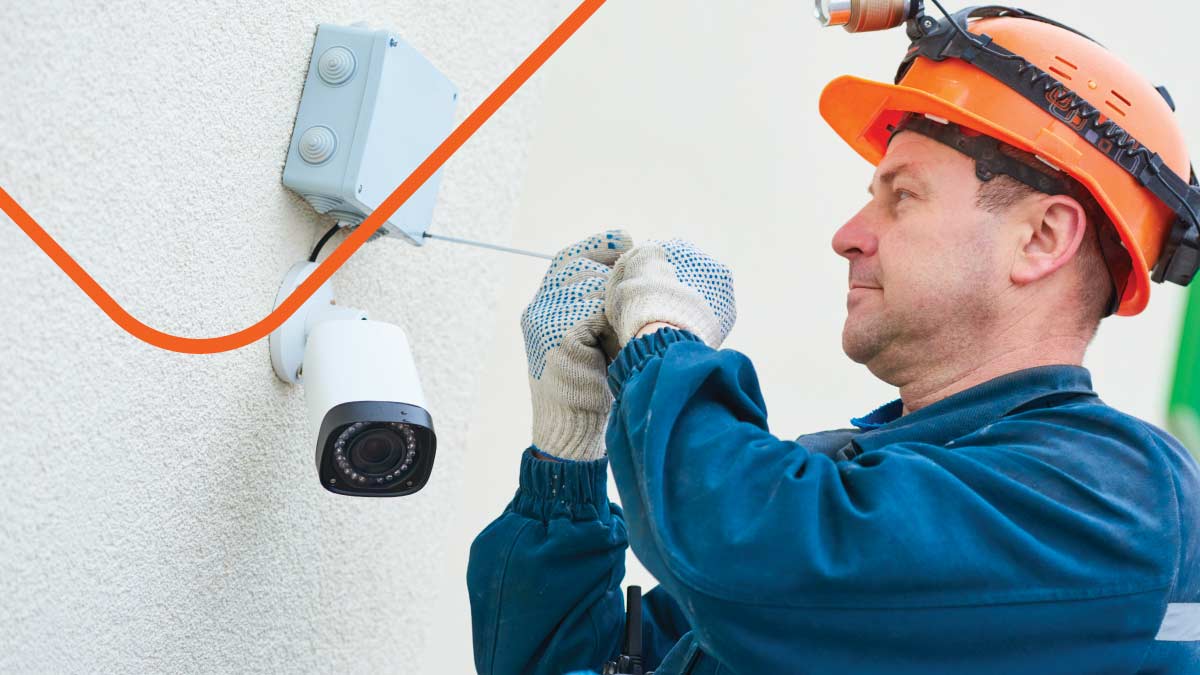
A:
[467, 9, 1200, 674]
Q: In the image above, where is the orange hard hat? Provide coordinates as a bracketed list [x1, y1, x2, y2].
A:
[820, 13, 1192, 316]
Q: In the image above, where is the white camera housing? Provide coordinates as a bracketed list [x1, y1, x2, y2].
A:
[270, 261, 436, 497]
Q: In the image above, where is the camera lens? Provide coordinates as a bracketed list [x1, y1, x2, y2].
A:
[350, 429, 403, 473]
[333, 422, 420, 487]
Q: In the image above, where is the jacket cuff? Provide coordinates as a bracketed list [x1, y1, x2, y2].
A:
[607, 326, 705, 398]
[510, 446, 611, 522]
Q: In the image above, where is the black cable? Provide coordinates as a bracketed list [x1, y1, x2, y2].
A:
[928, 0, 1018, 62]
[954, 4, 1102, 46]
[309, 223, 341, 262]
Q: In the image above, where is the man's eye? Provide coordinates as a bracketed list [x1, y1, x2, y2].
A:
[895, 189, 915, 202]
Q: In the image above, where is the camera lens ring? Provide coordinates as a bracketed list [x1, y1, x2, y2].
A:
[333, 421, 420, 487]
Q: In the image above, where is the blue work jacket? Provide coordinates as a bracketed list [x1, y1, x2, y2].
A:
[467, 327, 1200, 674]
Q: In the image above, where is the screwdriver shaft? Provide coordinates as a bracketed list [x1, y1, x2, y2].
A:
[422, 232, 553, 260]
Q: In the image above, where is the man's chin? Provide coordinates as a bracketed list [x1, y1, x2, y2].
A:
[841, 332, 872, 365]
[841, 321, 885, 366]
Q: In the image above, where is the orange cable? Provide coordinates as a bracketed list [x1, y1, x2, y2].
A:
[0, 0, 606, 355]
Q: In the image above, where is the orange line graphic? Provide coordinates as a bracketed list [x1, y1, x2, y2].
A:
[0, 0, 605, 355]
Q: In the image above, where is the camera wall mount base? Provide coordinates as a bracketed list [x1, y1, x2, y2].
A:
[269, 260, 367, 384]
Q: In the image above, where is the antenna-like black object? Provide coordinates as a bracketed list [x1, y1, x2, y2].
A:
[602, 585, 645, 675]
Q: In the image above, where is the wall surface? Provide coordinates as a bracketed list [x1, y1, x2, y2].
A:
[435, 1, 1200, 673]
[0, 1, 568, 673]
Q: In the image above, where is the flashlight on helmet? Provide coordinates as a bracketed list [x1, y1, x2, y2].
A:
[814, 0, 917, 32]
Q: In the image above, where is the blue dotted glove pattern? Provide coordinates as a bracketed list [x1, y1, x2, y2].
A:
[522, 231, 630, 380]
[657, 238, 737, 339]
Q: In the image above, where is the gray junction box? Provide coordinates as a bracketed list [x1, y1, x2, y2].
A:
[283, 24, 459, 246]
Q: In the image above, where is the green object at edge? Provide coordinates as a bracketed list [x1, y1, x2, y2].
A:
[1169, 280, 1200, 460]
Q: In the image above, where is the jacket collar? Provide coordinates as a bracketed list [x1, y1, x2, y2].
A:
[848, 365, 1098, 455]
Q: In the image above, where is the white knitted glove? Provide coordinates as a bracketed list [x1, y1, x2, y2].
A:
[521, 230, 633, 461]
[606, 239, 736, 348]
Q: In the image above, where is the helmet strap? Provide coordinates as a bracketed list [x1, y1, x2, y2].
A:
[889, 114, 1072, 196]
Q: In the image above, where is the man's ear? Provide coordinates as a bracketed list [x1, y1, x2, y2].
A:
[1010, 195, 1088, 286]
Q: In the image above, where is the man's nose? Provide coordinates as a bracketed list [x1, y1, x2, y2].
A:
[831, 205, 879, 260]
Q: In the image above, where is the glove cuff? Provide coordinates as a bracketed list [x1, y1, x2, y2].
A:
[530, 395, 609, 461]
[612, 285, 721, 348]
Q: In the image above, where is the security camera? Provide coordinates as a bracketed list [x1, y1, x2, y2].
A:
[270, 261, 437, 497]
[304, 318, 436, 497]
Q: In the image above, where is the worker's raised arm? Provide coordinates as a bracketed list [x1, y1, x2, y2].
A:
[466, 231, 691, 674]
[602, 325, 1184, 672]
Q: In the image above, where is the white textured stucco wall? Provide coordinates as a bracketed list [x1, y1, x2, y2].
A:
[0, 1, 567, 673]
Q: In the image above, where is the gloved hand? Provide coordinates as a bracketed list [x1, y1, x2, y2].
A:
[521, 230, 633, 461]
[606, 239, 736, 348]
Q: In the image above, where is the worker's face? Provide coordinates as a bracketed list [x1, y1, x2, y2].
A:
[831, 131, 1010, 382]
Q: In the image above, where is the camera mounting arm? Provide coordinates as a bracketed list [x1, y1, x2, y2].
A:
[269, 260, 368, 384]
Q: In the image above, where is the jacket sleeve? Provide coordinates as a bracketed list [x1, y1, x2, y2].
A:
[467, 448, 692, 675]
[603, 327, 1179, 673]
